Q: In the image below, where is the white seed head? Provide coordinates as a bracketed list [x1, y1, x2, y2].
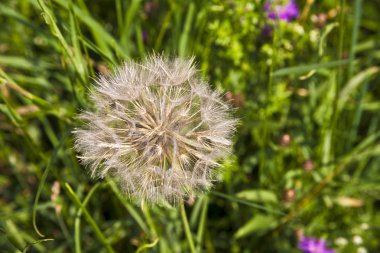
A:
[73, 56, 237, 204]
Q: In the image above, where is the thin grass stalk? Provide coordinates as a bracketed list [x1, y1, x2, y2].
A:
[33, 132, 70, 237]
[134, 238, 159, 253]
[115, 0, 123, 36]
[107, 178, 150, 235]
[136, 23, 145, 56]
[347, 0, 362, 79]
[141, 201, 158, 238]
[120, 0, 142, 53]
[180, 201, 196, 253]
[179, 2, 195, 56]
[196, 196, 209, 253]
[154, 11, 172, 51]
[212, 191, 285, 215]
[331, 0, 346, 156]
[260, 19, 278, 182]
[65, 183, 116, 253]
[346, 0, 363, 147]
[335, 0, 346, 103]
[55, 212, 73, 252]
[74, 183, 101, 253]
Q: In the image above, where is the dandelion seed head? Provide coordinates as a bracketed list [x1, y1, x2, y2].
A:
[74, 55, 237, 204]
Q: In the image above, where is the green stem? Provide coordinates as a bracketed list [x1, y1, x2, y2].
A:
[33, 132, 70, 237]
[115, 0, 123, 36]
[180, 201, 196, 253]
[141, 201, 158, 238]
[331, 0, 346, 155]
[74, 183, 101, 253]
[196, 196, 209, 253]
[65, 183, 116, 253]
[347, 0, 362, 79]
[179, 2, 195, 56]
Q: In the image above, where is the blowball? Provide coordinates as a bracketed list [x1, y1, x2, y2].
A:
[74, 56, 237, 204]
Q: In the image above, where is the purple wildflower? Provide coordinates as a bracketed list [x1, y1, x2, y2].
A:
[298, 237, 335, 253]
[264, 0, 299, 22]
[142, 31, 148, 43]
[262, 25, 273, 37]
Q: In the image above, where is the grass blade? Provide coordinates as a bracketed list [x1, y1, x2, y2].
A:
[180, 201, 196, 253]
[273, 60, 348, 77]
[196, 196, 208, 253]
[107, 178, 150, 235]
[134, 238, 159, 253]
[74, 183, 101, 253]
[120, 0, 142, 54]
[347, 0, 362, 78]
[64, 183, 116, 253]
[33, 132, 70, 237]
[179, 2, 195, 56]
[212, 191, 285, 216]
[339, 66, 379, 109]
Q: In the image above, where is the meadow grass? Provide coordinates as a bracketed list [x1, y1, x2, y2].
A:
[0, 0, 380, 252]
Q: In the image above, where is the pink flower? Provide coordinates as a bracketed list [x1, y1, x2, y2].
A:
[298, 237, 335, 253]
[264, 0, 300, 22]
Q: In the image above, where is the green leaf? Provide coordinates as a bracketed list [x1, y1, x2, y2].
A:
[273, 60, 348, 77]
[120, 0, 143, 53]
[134, 239, 159, 253]
[318, 22, 339, 56]
[212, 191, 285, 215]
[23, 238, 54, 253]
[236, 190, 278, 203]
[179, 2, 195, 56]
[5, 220, 26, 251]
[53, 0, 125, 60]
[235, 215, 277, 239]
[339, 66, 379, 110]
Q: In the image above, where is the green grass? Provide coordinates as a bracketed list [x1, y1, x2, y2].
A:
[1, 0, 380, 252]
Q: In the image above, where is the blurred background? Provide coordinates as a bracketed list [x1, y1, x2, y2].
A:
[0, 0, 379, 252]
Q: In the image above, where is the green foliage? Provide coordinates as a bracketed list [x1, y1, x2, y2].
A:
[0, 0, 379, 252]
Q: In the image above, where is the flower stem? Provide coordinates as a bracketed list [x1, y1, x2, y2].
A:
[141, 200, 158, 238]
[180, 201, 196, 253]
